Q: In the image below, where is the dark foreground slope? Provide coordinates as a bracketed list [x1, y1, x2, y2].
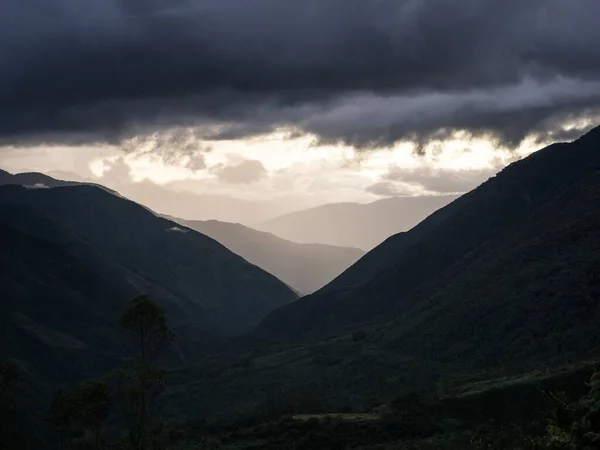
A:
[257, 126, 600, 342]
[382, 172, 600, 367]
[0, 185, 297, 338]
[176, 218, 364, 294]
[0, 205, 140, 385]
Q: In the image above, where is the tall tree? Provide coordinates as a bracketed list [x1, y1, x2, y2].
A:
[115, 295, 173, 450]
[77, 380, 111, 448]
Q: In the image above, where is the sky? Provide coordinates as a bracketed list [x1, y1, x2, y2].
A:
[1, 0, 599, 223]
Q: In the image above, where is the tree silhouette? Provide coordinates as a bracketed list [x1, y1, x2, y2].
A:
[0, 360, 30, 449]
[49, 380, 110, 449]
[115, 295, 173, 450]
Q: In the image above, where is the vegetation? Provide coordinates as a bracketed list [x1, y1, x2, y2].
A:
[115, 295, 174, 449]
[541, 372, 600, 449]
[11, 295, 177, 450]
[0, 359, 40, 449]
[49, 380, 111, 448]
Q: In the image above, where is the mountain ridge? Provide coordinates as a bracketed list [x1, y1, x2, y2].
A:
[256, 195, 459, 250]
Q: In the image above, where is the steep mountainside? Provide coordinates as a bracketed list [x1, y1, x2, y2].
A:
[257, 126, 600, 342]
[174, 218, 365, 294]
[0, 205, 138, 385]
[0, 168, 13, 183]
[0, 185, 297, 337]
[256, 195, 458, 250]
[318, 195, 461, 294]
[382, 172, 600, 367]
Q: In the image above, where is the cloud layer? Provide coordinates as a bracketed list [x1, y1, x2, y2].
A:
[367, 166, 499, 196]
[214, 159, 267, 184]
[1, 0, 600, 149]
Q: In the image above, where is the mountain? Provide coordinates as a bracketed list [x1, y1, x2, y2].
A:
[173, 218, 365, 294]
[0, 168, 13, 183]
[256, 195, 458, 250]
[381, 171, 600, 367]
[256, 126, 600, 342]
[0, 171, 78, 187]
[0, 205, 140, 385]
[0, 169, 120, 194]
[0, 184, 297, 340]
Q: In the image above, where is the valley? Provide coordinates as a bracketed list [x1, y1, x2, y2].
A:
[2, 127, 600, 449]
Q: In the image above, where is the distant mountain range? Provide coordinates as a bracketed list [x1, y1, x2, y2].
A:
[173, 218, 365, 294]
[256, 195, 459, 250]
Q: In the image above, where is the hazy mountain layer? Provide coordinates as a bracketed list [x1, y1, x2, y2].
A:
[256, 195, 458, 250]
[175, 218, 365, 294]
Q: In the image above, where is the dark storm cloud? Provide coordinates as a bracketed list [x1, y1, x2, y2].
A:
[1, 0, 600, 149]
[302, 79, 600, 149]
